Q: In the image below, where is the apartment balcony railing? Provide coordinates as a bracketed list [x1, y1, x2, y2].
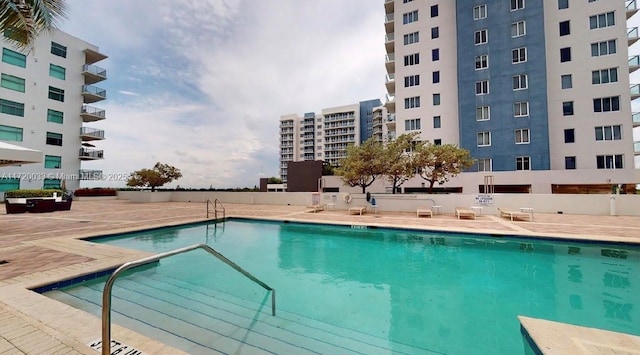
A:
[633, 112, 640, 127]
[387, 114, 396, 122]
[79, 148, 104, 160]
[627, 0, 638, 19]
[630, 56, 640, 73]
[384, 0, 393, 14]
[280, 122, 294, 128]
[79, 169, 103, 180]
[628, 27, 639, 46]
[631, 84, 640, 100]
[324, 115, 355, 122]
[82, 84, 107, 103]
[385, 33, 395, 53]
[82, 64, 107, 84]
[385, 13, 394, 33]
[635, 141, 640, 155]
[80, 105, 106, 122]
[80, 127, 105, 141]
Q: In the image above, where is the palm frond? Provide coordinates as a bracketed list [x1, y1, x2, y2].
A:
[0, 0, 67, 49]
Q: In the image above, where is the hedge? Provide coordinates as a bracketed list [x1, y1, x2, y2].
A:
[5, 189, 64, 198]
[73, 188, 117, 197]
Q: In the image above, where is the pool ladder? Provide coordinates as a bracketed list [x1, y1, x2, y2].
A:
[207, 198, 225, 219]
[100, 244, 276, 355]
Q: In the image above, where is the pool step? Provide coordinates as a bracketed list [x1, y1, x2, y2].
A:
[47, 275, 435, 354]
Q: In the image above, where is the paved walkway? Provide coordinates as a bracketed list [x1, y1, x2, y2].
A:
[1, 200, 639, 354]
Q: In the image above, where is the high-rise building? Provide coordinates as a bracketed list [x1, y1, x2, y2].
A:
[385, 0, 640, 192]
[279, 99, 381, 183]
[0, 30, 107, 193]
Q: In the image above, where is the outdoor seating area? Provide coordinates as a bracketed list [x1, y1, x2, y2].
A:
[4, 198, 72, 214]
[497, 207, 532, 221]
[305, 204, 325, 213]
[348, 206, 367, 215]
[416, 207, 433, 218]
[455, 207, 476, 220]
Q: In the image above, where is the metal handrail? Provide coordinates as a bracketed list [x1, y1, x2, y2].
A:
[101, 243, 276, 355]
[206, 199, 225, 219]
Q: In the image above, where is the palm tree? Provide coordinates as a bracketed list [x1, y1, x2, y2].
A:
[0, 0, 67, 49]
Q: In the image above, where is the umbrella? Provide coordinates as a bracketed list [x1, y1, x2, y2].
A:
[0, 142, 43, 167]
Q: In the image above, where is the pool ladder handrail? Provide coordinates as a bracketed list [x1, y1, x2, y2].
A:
[101, 243, 276, 355]
[207, 198, 225, 219]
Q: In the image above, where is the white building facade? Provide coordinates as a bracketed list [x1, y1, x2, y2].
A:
[0, 30, 107, 193]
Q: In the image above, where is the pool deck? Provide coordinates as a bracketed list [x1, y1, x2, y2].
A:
[1, 199, 639, 354]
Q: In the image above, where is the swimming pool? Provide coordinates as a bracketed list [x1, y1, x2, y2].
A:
[45, 219, 640, 354]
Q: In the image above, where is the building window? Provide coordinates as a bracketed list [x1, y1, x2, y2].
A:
[596, 155, 623, 169]
[591, 39, 616, 57]
[0, 124, 23, 141]
[511, 0, 525, 11]
[514, 101, 529, 117]
[475, 80, 489, 95]
[2, 48, 26, 68]
[432, 71, 440, 83]
[49, 64, 66, 80]
[564, 128, 575, 143]
[405, 118, 421, 131]
[433, 94, 441, 106]
[46, 132, 63, 146]
[590, 12, 615, 29]
[563, 101, 574, 115]
[474, 5, 487, 20]
[43, 178, 61, 189]
[561, 74, 572, 89]
[595, 125, 622, 141]
[512, 47, 527, 64]
[48, 86, 65, 102]
[565, 156, 576, 169]
[558, 0, 569, 9]
[403, 32, 420, 45]
[404, 53, 419, 66]
[434, 139, 442, 145]
[431, 5, 438, 17]
[513, 74, 528, 90]
[0, 177, 20, 191]
[559, 21, 570, 36]
[47, 109, 63, 124]
[50, 42, 67, 58]
[516, 156, 531, 171]
[432, 48, 439, 61]
[515, 129, 530, 144]
[593, 96, 620, 112]
[433, 116, 441, 128]
[475, 54, 488, 70]
[477, 132, 491, 147]
[511, 21, 526, 37]
[560, 47, 571, 62]
[0, 98, 24, 117]
[476, 106, 490, 121]
[478, 158, 492, 172]
[44, 155, 61, 169]
[592, 68, 618, 84]
[431, 27, 439, 39]
[403, 10, 419, 24]
[404, 96, 421, 109]
[475, 29, 488, 45]
[405, 75, 420, 87]
[0, 73, 25, 92]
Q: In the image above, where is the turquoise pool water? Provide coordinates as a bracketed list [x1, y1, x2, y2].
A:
[48, 220, 640, 354]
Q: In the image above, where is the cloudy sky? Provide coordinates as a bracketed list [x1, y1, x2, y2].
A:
[59, 0, 386, 188]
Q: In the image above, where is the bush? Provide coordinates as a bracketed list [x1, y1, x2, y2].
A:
[73, 188, 117, 197]
[5, 189, 63, 198]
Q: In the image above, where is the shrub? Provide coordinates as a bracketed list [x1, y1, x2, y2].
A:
[5, 189, 63, 198]
[73, 188, 117, 197]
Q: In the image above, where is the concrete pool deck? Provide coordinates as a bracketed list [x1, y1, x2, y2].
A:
[1, 199, 639, 354]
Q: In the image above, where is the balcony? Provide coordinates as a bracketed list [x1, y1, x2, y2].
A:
[84, 48, 107, 65]
[633, 112, 640, 127]
[386, 114, 396, 129]
[385, 33, 395, 53]
[627, 0, 638, 19]
[631, 84, 640, 100]
[385, 53, 395, 73]
[384, 0, 393, 14]
[80, 127, 105, 141]
[81, 105, 106, 122]
[82, 85, 107, 103]
[385, 13, 394, 33]
[385, 94, 395, 112]
[79, 169, 103, 180]
[635, 141, 640, 155]
[628, 27, 639, 46]
[630, 56, 640, 73]
[386, 73, 395, 93]
[82, 64, 107, 84]
[79, 148, 104, 160]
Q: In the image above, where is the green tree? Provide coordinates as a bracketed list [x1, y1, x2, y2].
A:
[267, 176, 282, 184]
[334, 138, 386, 194]
[0, 0, 67, 49]
[126, 162, 183, 192]
[413, 143, 474, 193]
[382, 133, 423, 194]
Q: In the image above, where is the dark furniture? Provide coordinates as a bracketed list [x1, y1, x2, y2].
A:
[4, 198, 72, 214]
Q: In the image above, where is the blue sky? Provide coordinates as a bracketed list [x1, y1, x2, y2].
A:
[59, 0, 386, 188]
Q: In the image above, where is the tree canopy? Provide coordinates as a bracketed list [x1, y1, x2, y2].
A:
[382, 133, 422, 194]
[413, 143, 474, 193]
[126, 162, 182, 192]
[334, 138, 386, 193]
[0, 0, 67, 49]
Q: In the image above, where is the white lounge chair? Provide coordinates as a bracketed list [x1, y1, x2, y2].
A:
[416, 208, 433, 218]
[306, 204, 325, 213]
[349, 206, 367, 215]
[497, 208, 532, 221]
[455, 207, 476, 220]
